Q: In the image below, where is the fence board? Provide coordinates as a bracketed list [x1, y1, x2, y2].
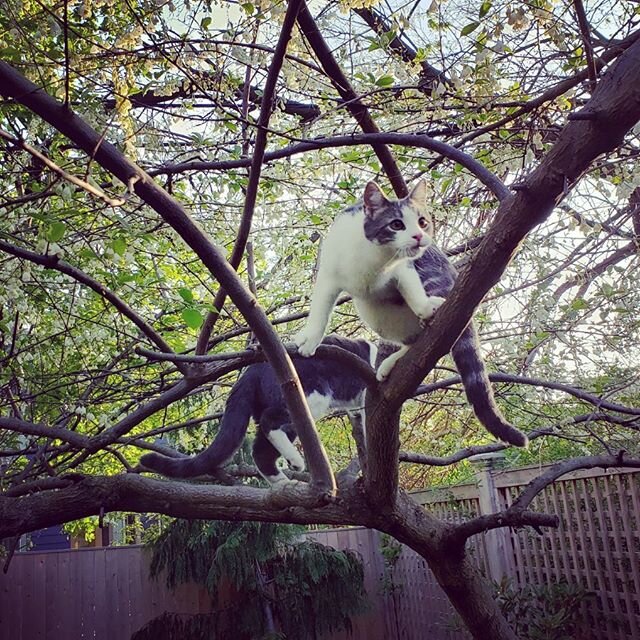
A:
[616, 474, 640, 632]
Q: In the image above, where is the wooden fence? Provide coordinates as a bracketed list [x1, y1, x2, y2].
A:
[0, 545, 212, 640]
[410, 461, 640, 640]
[1, 462, 639, 640]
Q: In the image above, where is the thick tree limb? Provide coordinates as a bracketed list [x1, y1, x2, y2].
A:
[0, 474, 355, 538]
[0, 60, 336, 496]
[0, 471, 517, 639]
[364, 36, 640, 508]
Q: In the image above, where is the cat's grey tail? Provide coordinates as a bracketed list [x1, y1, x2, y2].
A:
[452, 325, 528, 447]
[140, 375, 254, 477]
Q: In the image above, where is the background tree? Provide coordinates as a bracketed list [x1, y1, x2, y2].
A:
[132, 519, 368, 640]
[1, 0, 640, 637]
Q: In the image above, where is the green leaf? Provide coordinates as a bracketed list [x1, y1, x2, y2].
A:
[46, 221, 66, 242]
[375, 74, 395, 87]
[182, 308, 203, 329]
[241, 2, 254, 14]
[341, 150, 361, 163]
[601, 283, 615, 297]
[223, 120, 238, 133]
[200, 16, 212, 29]
[479, 1, 492, 18]
[178, 287, 194, 303]
[112, 238, 127, 256]
[460, 21, 480, 36]
[571, 298, 589, 311]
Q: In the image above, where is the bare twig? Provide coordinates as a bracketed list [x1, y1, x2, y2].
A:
[0, 129, 124, 206]
[573, 0, 598, 92]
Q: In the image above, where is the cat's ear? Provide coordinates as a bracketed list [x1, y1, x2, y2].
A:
[363, 182, 388, 217]
[406, 179, 428, 210]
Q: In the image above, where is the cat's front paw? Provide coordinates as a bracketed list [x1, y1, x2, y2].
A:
[293, 328, 323, 357]
[415, 296, 445, 323]
[376, 356, 398, 381]
[376, 360, 395, 382]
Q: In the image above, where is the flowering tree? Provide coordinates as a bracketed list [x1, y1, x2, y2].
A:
[1, 0, 640, 637]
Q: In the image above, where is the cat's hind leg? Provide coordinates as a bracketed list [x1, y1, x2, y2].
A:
[252, 431, 289, 484]
[256, 407, 305, 480]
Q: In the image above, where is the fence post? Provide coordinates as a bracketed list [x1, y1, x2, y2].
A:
[470, 452, 513, 582]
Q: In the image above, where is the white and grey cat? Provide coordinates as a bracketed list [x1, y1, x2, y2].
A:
[140, 335, 376, 484]
[294, 180, 527, 447]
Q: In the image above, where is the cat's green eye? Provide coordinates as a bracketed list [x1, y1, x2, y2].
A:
[418, 217, 429, 229]
[389, 219, 405, 231]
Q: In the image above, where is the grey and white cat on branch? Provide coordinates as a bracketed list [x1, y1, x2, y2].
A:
[294, 179, 528, 447]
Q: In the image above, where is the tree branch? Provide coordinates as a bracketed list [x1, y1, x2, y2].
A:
[0, 416, 89, 449]
[353, 7, 449, 90]
[448, 510, 560, 544]
[451, 28, 640, 149]
[136, 342, 377, 386]
[573, 0, 598, 92]
[0, 239, 176, 358]
[296, 0, 407, 197]
[149, 132, 510, 201]
[0, 59, 338, 496]
[510, 453, 640, 512]
[415, 372, 640, 416]
[364, 36, 640, 508]
[0, 129, 125, 206]
[196, 0, 307, 353]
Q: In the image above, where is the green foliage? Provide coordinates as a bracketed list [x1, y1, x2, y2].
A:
[143, 520, 369, 639]
[131, 611, 240, 640]
[495, 577, 595, 640]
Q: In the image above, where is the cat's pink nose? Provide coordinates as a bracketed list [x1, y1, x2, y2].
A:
[413, 233, 423, 243]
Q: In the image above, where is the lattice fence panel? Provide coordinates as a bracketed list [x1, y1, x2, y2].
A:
[387, 545, 469, 640]
[425, 496, 489, 575]
[499, 471, 640, 640]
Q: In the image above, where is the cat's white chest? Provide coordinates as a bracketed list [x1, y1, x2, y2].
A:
[320, 212, 427, 344]
[322, 213, 395, 296]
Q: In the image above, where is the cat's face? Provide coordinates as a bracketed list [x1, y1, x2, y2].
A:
[362, 180, 433, 258]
